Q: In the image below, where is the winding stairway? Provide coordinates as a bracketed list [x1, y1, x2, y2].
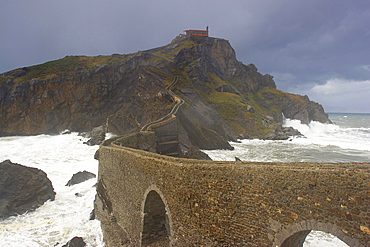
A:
[140, 76, 185, 157]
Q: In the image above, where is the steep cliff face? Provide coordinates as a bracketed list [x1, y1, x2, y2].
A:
[0, 55, 174, 135]
[0, 35, 330, 148]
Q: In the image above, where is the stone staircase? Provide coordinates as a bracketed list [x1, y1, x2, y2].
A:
[156, 135, 180, 157]
[140, 76, 185, 157]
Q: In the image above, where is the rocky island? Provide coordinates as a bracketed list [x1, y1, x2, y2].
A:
[0, 33, 330, 150]
[2, 32, 369, 247]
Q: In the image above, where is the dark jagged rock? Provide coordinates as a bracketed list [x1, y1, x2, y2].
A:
[94, 149, 100, 160]
[265, 126, 303, 140]
[65, 171, 96, 186]
[89, 208, 95, 220]
[61, 236, 86, 247]
[84, 125, 106, 146]
[183, 146, 212, 160]
[0, 35, 331, 149]
[261, 91, 331, 125]
[78, 132, 90, 139]
[279, 94, 332, 124]
[0, 160, 55, 219]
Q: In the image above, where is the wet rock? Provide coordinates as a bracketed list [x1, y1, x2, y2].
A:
[62, 236, 86, 247]
[65, 171, 96, 186]
[0, 160, 55, 219]
[89, 208, 95, 220]
[94, 149, 100, 160]
[84, 125, 106, 146]
[265, 126, 303, 140]
[78, 132, 91, 139]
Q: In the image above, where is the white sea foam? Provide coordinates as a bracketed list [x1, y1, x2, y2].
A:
[0, 133, 104, 247]
[283, 118, 370, 151]
[304, 230, 348, 247]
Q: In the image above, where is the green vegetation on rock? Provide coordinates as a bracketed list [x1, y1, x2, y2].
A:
[0, 34, 330, 147]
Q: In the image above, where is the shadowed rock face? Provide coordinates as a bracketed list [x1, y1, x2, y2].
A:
[0, 35, 330, 149]
[65, 171, 96, 186]
[0, 160, 55, 219]
[61, 236, 86, 247]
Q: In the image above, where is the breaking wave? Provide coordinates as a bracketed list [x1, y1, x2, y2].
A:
[283, 118, 370, 152]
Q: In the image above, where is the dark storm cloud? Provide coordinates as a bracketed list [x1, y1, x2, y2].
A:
[237, 1, 370, 85]
[1, 0, 369, 112]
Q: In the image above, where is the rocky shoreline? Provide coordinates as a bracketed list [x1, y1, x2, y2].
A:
[0, 157, 98, 246]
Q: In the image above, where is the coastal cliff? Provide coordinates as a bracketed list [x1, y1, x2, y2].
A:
[0, 35, 330, 149]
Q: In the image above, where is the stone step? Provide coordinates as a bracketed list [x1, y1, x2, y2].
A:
[158, 141, 179, 145]
[165, 152, 180, 157]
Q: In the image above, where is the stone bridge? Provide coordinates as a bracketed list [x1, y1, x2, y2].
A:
[95, 132, 370, 247]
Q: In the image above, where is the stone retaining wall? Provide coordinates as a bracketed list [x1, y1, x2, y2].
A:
[96, 142, 370, 247]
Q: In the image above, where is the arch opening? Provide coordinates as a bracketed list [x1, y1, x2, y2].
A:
[303, 230, 349, 247]
[141, 190, 170, 246]
[280, 230, 350, 247]
[281, 230, 311, 247]
[273, 220, 361, 247]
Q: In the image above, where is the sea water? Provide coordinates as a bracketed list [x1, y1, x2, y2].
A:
[0, 133, 105, 247]
[0, 113, 369, 246]
[206, 113, 370, 163]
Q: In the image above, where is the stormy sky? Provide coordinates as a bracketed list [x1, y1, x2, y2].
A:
[1, 0, 369, 113]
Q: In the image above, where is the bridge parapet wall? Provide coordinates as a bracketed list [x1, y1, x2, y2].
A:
[96, 142, 370, 246]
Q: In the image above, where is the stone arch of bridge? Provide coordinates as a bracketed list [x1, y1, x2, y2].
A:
[140, 185, 173, 247]
[272, 220, 363, 247]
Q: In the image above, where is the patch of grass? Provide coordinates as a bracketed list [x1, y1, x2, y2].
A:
[13, 56, 82, 82]
[9, 53, 136, 84]
[192, 72, 281, 137]
[256, 87, 307, 112]
[207, 72, 225, 88]
[170, 68, 194, 93]
[153, 40, 196, 60]
[195, 73, 250, 134]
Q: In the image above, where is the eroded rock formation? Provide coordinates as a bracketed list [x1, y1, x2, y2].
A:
[61, 236, 86, 247]
[65, 171, 96, 186]
[0, 160, 55, 219]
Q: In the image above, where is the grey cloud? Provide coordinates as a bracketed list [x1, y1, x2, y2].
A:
[1, 0, 369, 112]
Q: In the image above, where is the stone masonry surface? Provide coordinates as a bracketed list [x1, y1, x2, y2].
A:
[96, 136, 370, 247]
